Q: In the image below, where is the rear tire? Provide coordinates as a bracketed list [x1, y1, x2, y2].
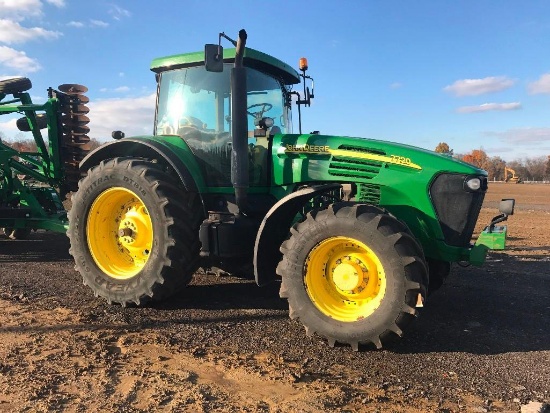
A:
[277, 202, 428, 350]
[68, 158, 203, 305]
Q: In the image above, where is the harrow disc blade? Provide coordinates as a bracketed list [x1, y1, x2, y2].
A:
[62, 104, 89, 115]
[76, 95, 90, 104]
[63, 142, 93, 153]
[58, 84, 88, 95]
[64, 141, 92, 151]
[62, 134, 91, 145]
[63, 125, 90, 135]
[61, 114, 90, 126]
[63, 151, 87, 162]
[73, 154, 87, 162]
[63, 160, 80, 169]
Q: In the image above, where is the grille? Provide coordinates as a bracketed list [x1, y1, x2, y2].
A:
[357, 183, 381, 205]
[429, 173, 487, 247]
[328, 145, 384, 180]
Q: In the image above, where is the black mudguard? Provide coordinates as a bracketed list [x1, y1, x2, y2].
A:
[254, 183, 342, 286]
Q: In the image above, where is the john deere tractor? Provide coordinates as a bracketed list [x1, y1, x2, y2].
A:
[1, 30, 514, 350]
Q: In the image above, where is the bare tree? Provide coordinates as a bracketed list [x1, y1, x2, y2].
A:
[435, 142, 454, 155]
[525, 157, 547, 181]
[485, 156, 506, 181]
[89, 138, 103, 150]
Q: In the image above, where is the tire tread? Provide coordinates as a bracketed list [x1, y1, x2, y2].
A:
[277, 202, 428, 350]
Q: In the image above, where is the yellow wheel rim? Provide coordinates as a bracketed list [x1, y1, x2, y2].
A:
[304, 236, 386, 322]
[87, 187, 153, 279]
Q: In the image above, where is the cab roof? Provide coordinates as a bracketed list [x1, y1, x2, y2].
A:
[150, 47, 300, 85]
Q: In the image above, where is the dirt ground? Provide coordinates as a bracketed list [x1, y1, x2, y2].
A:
[0, 182, 549, 413]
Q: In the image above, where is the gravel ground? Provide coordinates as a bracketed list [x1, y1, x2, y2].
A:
[0, 183, 549, 412]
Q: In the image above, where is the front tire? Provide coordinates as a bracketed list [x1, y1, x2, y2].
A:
[68, 158, 203, 305]
[277, 203, 428, 350]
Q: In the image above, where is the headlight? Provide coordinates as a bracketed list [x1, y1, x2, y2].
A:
[465, 177, 481, 191]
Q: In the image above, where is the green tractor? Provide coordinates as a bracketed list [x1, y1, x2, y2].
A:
[1, 30, 514, 350]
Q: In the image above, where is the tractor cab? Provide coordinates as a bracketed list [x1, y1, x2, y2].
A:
[151, 47, 300, 188]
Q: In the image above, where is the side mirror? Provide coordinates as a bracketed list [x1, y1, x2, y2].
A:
[205, 44, 223, 72]
[499, 198, 515, 216]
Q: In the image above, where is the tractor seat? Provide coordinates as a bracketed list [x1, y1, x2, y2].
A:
[177, 126, 231, 150]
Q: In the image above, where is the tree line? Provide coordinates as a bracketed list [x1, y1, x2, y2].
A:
[0, 133, 102, 153]
[435, 142, 550, 182]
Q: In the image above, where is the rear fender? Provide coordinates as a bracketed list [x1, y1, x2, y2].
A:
[254, 183, 342, 286]
[79, 139, 205, 214]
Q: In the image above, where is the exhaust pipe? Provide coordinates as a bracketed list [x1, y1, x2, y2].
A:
[230, 29, 248, 214]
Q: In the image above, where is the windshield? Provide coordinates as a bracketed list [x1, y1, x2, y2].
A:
[155, 64, 291, 186]
[155, 64, 291, 136]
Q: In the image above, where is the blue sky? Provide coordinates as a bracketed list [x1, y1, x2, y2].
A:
[1, 0, 550, 161]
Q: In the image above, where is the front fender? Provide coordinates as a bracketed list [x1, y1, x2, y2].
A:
[254, 183, 342, 286]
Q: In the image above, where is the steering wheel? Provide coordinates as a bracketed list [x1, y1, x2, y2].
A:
[247, 103, 272, 118]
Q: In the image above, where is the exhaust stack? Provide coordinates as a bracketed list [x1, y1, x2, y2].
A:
[230, 29, 248, 214]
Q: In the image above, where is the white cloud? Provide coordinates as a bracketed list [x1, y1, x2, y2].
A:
[527, 73, 550, 95]
[68, 20, 111, 29]
[456, 102, 522, 113]
[0, 117, 19, 136]
[87, 93, 156, 140]
[0, 0, 43, 20]
[45, 0, 65, 7]
[0, 19, 62, 44]
[1, 74, 22, 80]
[390, 82, 402, 89]
[30, 94, 46, 103]
[67, 21, 84, 28]
[100, 86, 131, 93]
[444, 76, 515, 97]
[109, 5, 131, 21]
[90, 19, 109, 28]
[0, 46, 41, 72]
[485, 127, 550, 144]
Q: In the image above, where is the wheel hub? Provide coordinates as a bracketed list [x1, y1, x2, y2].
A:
[331, 258, 365, 291]
[117, 206, 149, 250]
